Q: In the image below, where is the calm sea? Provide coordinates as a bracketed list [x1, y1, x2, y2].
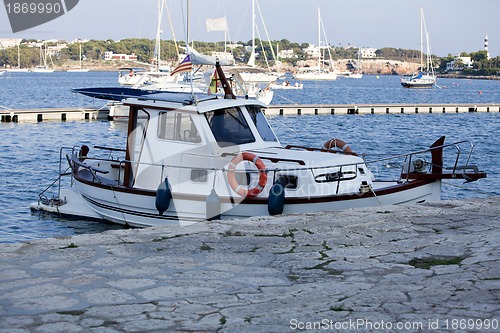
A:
[1, 72, 499, 243]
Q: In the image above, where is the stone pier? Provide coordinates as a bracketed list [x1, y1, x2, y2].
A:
[0, 197, 499, 332]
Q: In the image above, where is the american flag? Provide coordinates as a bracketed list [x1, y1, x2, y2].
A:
[170, 55, 192, 76]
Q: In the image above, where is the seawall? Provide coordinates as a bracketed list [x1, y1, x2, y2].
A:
[0, 197, 499, 332]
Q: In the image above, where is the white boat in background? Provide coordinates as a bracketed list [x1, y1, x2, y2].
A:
[295, 68, 337, 81]
[7, 44, 30, 72]
[294, 7, 337, 81]
[270, 80, 303, 90]
[228, 0, 280, 91]
[346, 49, 363, 79]
[32, 62, 486, 227]
[117, 1, 185, 89]
[32, 66, 55, 73]
[347, 72, 363, 79]
[67, 43, 89, 72]
[401, 7, 436, 89]
[32, 44, 55, 73]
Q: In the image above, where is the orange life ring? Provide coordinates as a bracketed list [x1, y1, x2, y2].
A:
[227, 152, 267, 198]
[323, 138, 355, 155]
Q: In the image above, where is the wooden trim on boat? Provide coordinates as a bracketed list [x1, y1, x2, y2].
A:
[74, 171, 437, 205]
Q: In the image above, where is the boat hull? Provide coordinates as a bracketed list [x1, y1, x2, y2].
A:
[32, 178, 441, 227]
[401, 81, 435, 89]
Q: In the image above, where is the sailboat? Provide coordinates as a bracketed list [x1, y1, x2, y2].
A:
[294, 7, 337, 81]
[208, 0, 275, 104]
[401, 7, 436, 88]
[32, 44, 55, 73]
[7, 44, 29, 72]
[67, 43, 89, 72]
[117, 0, 178, 88]
[347, 48, 363, 79]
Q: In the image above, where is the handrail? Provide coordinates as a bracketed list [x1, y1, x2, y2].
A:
[70, 138, 481, 190]
[94, 140, 478, 175]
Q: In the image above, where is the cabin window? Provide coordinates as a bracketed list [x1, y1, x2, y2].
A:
[247, 105, 278, 142]
[205, 107, 255, 147]
[191, 169, 208, 183]
[157, 111, 201, 143]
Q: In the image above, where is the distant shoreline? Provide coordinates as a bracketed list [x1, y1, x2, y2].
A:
[7, 59, 499, 81]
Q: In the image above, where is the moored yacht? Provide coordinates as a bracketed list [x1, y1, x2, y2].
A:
[31, 63, 486, 227]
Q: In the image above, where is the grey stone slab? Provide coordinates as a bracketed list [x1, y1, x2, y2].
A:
[0, 197, 497, 332]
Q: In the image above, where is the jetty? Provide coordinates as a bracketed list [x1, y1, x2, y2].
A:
[0, 197, 498, 332]
[264, 103, 500, 116]
[1, 103, 499, 123]
[0, 107, 106, 123]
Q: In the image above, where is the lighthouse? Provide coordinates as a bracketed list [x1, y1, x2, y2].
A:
[484, 34, 491, 60]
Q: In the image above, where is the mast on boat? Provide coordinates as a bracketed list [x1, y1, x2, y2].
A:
[420, 7, 424, 72]
[317, 7, 322, 72]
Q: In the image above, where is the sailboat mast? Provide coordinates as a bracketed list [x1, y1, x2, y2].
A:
[318, 7, 321, 71]
[247, 0, 256, 67]
[420, 7, 423, 71]
[154, 0, 164, 71]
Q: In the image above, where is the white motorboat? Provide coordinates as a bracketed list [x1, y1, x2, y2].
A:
[269, 80, 303, 90]
[31, 63, 486, 227]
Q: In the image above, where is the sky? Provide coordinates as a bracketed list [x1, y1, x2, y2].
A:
[0, 0, 498, 57]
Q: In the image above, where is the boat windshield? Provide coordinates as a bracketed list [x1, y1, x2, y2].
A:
[205, 107, 255, 147]
[247, 105, 278, 142]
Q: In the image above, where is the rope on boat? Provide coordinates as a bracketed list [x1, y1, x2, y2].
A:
[111, 185, 128, 225]
[368, 183, 383, 206]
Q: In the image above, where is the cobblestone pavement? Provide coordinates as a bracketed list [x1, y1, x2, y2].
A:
[0, 197, 499, 332]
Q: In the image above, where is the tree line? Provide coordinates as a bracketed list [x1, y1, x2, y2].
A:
[1, 38, 499, 75]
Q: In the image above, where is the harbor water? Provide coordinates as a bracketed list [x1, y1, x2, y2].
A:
[0, 72, 499, 243]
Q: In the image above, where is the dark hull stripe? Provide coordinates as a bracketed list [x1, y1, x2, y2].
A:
[81, 194, 202, 223]
[76, 174, 437, 206]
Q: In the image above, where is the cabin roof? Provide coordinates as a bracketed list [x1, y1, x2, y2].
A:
[123, 92, 266, 113]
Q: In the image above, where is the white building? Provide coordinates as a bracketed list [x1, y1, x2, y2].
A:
[0, 38, 22, 48]
[303, 44, 320, 58]
[278, 49, 297, 59]
[359, 47, 377, 59]
[446, 56, 474, 71]
[104, 51, 138, 61]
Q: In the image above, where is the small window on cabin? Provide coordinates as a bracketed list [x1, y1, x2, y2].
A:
[205, 107, 255, 147]
[157, 111, 201, 143]
[247, 105, 278, 142]
[191, 169, 208, 183]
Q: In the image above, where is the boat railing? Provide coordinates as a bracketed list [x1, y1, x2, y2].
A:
[94, 139, 480, 179]
[56, 138, 483, 195]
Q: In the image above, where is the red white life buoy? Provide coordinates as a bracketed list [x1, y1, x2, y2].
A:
[323, 138, 355, 155]
[227, 152, 267, 198]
